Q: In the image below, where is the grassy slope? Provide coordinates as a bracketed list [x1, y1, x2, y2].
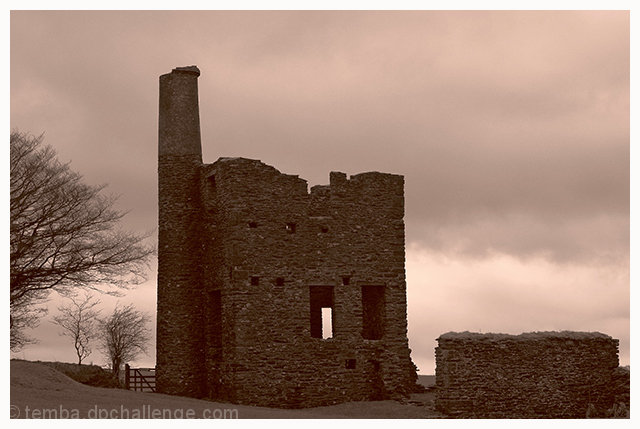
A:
[35, 360, 120, 388]
[10, 360, 441, 419]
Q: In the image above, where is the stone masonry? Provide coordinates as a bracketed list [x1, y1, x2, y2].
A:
[435, 331, 621, 418]
[156, 66, 418, 407]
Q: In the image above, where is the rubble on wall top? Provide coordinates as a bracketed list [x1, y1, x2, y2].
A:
[217, 157, 245, 162]
[209, 156, 276, 172]
[438, 330, 613, 341]
[350, 171, 404, 180]
[211, 156, 295, 176]
[206, 157, 305, 188]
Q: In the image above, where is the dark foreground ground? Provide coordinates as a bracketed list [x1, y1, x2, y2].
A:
[10, 360, 442, 419]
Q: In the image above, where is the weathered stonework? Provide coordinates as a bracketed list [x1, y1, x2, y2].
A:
[156, 66, 417, 407]
[435, 331, 621, 418]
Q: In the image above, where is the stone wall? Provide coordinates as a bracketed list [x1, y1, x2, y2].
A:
[435, 331, 620, 418]
[157, 66, 418, 407]
[199, 158, 416, 407]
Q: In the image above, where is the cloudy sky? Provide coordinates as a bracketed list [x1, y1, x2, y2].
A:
[10, 10, 629, 373]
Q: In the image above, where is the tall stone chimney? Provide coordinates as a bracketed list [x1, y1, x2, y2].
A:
[156, 66, 205, 397]
[158, 66, 202, 158]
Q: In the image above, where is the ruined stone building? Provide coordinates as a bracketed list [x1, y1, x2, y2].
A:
[156, 66, 417, 407]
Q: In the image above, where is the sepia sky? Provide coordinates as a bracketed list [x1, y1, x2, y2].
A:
[9, 9, 630, 373]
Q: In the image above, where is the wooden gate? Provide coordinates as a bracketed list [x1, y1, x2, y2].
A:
[124, 364, 156, 392]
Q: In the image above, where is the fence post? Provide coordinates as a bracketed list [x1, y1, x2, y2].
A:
[125, 363, 130, 390]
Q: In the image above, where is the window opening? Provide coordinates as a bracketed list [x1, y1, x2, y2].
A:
[310, 286, 334, 339]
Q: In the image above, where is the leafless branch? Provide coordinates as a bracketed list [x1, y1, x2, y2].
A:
[10, 131, 154, 350]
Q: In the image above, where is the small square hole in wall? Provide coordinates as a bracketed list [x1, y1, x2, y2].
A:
[248, 221, 258, 228]
[276, 277, 285, 286]
[342, 276, 351, 286]
[320, 226, 329, 233]
[285, 222, 296, 233]
[345, 359, 356, 369]
[250, 276, 260, 286]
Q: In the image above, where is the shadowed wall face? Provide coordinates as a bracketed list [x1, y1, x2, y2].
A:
[435, 331, 620, 418]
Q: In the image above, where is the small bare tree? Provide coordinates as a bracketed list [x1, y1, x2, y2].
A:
[52, 293, 101, 365]
[99, 304, 151, 379]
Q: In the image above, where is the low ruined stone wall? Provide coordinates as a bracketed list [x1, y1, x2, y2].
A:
[435, 331, 620, 418]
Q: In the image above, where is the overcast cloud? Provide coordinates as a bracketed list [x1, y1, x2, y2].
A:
[10, 10, 629, 372]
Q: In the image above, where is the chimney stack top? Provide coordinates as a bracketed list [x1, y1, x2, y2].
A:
[172, 65, 200, 76]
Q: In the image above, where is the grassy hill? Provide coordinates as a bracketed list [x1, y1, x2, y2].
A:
[10, 360, 441, 419]
[32, 360, 120, 388]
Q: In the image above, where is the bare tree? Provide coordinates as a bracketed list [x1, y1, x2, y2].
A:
[98, 304, 151, 379]
[10, 303, 46, 351]
[52, 293, 101, 364]
[10, 131, 154, 350]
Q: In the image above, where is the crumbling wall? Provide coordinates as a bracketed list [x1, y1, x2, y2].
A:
[199, 158, 416, 408]
[435, 331, 620, 418]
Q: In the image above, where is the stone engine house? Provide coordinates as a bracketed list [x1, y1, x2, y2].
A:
[156, 66, 417, 407]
